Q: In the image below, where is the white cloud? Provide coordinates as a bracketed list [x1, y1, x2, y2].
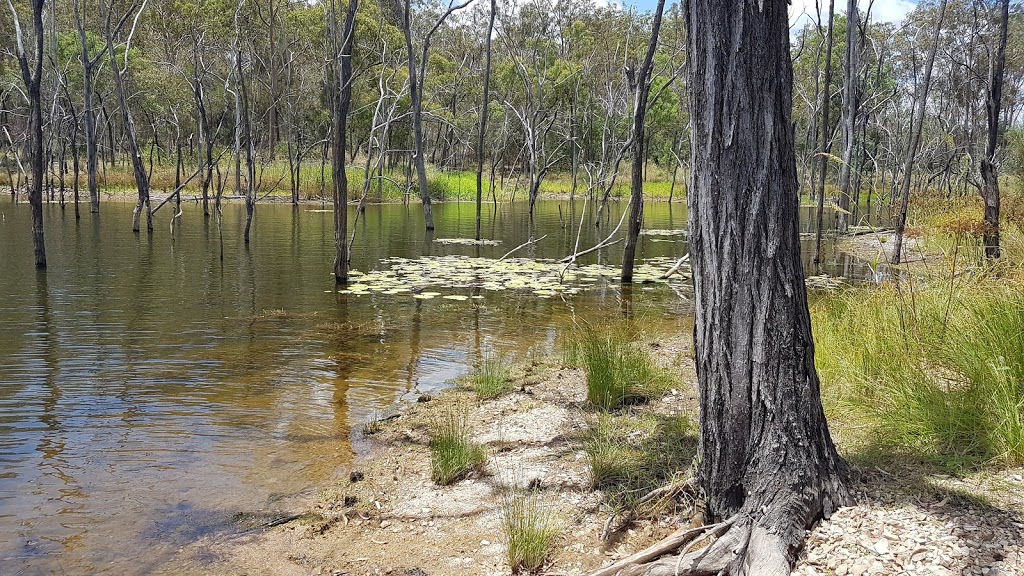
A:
[789, 0, 916, 31]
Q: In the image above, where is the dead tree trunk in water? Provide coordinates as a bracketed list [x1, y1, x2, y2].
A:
[101, 0, 152, 233]
[475, 0, 496, 241]
[620, 0, 665, 283]
[812, 0, 835, 265]
[836, 0, 858, 232]
[980, 0, 1009, 260]
[7, 0, 46, 268]
[72, 0, 107, 215]
[892, 0, 947, 265]
[331, 0, 358, 282]
[398, 0, 472, 231]
[611, 2, 851, 573]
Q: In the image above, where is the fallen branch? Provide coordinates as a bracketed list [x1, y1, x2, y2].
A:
[497, 234, 547, 262]
[659, 254, 690, 279]
[559, 199, 630, 264]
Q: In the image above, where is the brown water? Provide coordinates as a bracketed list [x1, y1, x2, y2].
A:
[0, 197, 877, 574]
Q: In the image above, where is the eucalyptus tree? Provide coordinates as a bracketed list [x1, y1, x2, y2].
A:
[624, 0, 849, 572]
[475, 0, 495, 241]
[98, 0, 153, 233]
[397, 0, 472, 231]
[330, 0, 358, 282]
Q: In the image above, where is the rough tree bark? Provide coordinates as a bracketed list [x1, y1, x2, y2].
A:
[331, 0, 358, 283]
[7, 0, 46, 268]
[892, 0, 947, 265]
[475, 0, 496, 242]
[609, 2, 851, 573]
[620, 0, 665, 283]
[980, 0, 1009, 260]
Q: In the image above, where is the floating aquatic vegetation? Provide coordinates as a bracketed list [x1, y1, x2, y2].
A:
[434, 237, 503, 246]
[335, 255, 691, 298]
[640, 229, 688, 237]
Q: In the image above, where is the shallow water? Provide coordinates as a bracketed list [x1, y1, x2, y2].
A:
[0, 196, 878, 574]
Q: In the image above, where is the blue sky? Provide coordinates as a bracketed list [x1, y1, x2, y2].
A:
[617, 0, 918, 25]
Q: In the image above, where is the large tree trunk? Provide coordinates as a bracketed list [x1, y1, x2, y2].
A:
[980, 0, 1009, 260]
[892, 0, 947, 264]
[331, 0, 358, 282]
[621, 0, 665, 283]
[611, 2, 851, 573]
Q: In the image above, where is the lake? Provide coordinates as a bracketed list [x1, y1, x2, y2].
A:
[0, 196, 878, 574]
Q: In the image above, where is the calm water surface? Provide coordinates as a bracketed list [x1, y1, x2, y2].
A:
[0, 197, 876, 574]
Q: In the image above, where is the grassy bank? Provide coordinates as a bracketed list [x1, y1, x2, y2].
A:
[2, 156, 686, 204]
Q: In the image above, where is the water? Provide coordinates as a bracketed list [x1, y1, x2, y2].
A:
[0, 196, 876, 574]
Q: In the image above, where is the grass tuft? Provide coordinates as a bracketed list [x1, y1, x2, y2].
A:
[471, 354, 512, 399]
[429, 406, 487, 485]
[566, 324, 673, 410]
[501, 489, 559, 574]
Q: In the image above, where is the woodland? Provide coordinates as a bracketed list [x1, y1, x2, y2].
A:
[1, 0, 1023, 575]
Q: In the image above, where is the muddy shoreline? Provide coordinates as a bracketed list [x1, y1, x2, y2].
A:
[166, 336, 1023, 576]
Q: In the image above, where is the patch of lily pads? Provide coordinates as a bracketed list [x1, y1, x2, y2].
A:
[336, 255, 691, 299]
[434, 237, 502, 246]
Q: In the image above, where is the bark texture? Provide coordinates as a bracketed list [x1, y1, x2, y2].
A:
[683, 0, 850, 572]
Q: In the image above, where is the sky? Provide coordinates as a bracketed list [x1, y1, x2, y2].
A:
[616, 0, 918, 27]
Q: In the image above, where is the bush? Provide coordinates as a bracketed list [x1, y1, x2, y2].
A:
[429, 406, 487, 485]
[501, 490, 559, 573]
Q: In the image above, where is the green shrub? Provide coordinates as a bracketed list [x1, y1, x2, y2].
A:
[429, 406, 487, 485]
[472, 354, 512, 399]
[501, 490, 559, 573]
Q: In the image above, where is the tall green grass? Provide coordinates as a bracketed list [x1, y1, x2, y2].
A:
[813, 273, 1024, 468]
[564, 324, 672, 410]
[429, 406, 487, 485]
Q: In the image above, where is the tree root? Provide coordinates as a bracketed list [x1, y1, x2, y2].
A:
[588, 514, 803, 576]
[600, 477, 698, 541]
